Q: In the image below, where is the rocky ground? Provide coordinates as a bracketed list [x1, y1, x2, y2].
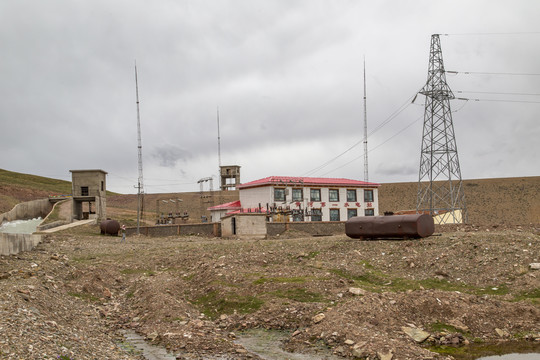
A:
[1, 224, 539, 359]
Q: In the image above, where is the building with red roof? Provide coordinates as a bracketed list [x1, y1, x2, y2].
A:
[209, 175, 380, 223]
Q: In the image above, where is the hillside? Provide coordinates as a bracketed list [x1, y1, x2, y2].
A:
[378, 177, 540, 225]
[0, 168, 72, 213]
[1, 168, 538, 225]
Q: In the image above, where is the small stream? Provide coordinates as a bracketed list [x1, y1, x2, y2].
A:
[121, 329, 539, 360]
[479, 355, 539, 360]
[0, 217, 42, 234]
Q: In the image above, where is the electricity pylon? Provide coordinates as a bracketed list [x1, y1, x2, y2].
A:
[416, 34, 467, 224]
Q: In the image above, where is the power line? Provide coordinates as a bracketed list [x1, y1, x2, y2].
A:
[320, 115, 423, 177]
[447, 70, 540, 76]
[456, 90, 540, 97]
[456, 97, 540, 104]
[301, 92, 419, 177]
[440, 32, 540, 36]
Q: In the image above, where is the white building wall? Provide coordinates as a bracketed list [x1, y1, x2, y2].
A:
[239, 187, 273, 208]
[238, 184, 379, 221]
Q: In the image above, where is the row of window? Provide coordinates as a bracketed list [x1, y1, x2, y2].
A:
[294, 208, 374, 222]
[274, 188, 374, 203]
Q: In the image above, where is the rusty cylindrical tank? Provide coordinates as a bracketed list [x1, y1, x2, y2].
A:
[345, 214, 434, 239]
[100, 219, 120, 236]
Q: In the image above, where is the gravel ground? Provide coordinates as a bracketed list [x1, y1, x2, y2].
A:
[1, 224, 539, 359]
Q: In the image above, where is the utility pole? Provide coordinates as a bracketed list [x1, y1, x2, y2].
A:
[416, 34, 467, 224]
[134, 62, 145, 234]
[363, 57, 368, 183]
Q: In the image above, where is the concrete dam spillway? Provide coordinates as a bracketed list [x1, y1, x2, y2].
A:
[0, 218, 42, 234]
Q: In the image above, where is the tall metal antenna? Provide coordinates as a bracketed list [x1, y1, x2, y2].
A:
[416, 34, 467, 224]
[134, 61, 145, 234]
[217, 106, 222, 170]
[363, 57, 368, 183]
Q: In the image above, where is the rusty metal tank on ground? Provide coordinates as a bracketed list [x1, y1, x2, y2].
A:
[100, 219, 120, 236]
[345, 214, 434, 239]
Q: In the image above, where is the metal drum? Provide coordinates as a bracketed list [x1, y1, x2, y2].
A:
[345, 214, 434, 239]
[100, 219, 120, 236]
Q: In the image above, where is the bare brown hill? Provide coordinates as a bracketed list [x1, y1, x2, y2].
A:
[1, 167, 538, 226]
[378, 177, 540, 226]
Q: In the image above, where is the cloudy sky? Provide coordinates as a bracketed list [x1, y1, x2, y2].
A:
[1, 0, 539, 194]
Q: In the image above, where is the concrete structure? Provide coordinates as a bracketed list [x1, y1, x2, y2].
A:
[235, 176, 380, 222]
[0, 233, 42, 256]
[207, 200, 242, 223]
[221, 212, 267, 239]
[70, 169, 107, 221]
[220, 165, 241, 191]
[0, 198, 53, 225]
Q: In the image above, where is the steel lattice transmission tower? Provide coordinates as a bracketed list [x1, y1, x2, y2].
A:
[416, 34, 467, 224]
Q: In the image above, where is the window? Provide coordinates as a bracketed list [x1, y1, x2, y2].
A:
[81, 186, 89, 196]
[346, 189, 357, 202]
[365, 209, 375, 216]
[292, 188, 303, 202]
[274, 188, 286, 202]
[101, 181, 104, 192]
[310, 188, 321, 202]
[329, 209, 340, 221]
[311, 208, 322, 221]
[364, 189, 374, 202]
[347, 208, 358, 219]
[329, 189, 339, 202]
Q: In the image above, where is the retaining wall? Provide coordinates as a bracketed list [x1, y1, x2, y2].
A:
[125, 223, 220, 237]
[0, 233, 43, 256]
[267, 221, 345, 237]
[0, 199, 52, 256]
[0, 198, 53, 224]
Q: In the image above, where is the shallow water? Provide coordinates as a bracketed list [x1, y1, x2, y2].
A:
[479, 354, 540, 360]
[121, 330, 177, 360]
[0, 218, 42, 234]
[235, 329, 342, 360]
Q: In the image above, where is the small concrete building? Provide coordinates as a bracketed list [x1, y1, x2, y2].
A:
[70, 169, 107, 221]
[220, 165, 241, 191]
[207, 200, 242, 223]
[221, 212, 267, 239]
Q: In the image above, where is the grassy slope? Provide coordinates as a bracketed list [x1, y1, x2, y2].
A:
[1, 168, 539, 225]
[0, 168, 74, 213]
[0, 168, 72, 193]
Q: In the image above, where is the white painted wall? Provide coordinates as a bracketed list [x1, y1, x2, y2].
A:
[238, 185, 379, 221]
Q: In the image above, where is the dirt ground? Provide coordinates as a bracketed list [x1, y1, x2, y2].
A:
[1, 224, 539, 359]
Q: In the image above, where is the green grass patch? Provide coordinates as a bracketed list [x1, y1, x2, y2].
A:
[120, 268, 156, 276]
[358, 260, 374, 269]
[512, 288, 540, 303]
[253, 276, 308, 285]
[428, 321, 469, 335]
[192, 291, 263, 319]
[271, 288, 326, 303]
[428, 341, 540, 359]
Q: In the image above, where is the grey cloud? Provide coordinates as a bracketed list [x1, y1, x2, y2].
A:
[152, 145, 193, 168]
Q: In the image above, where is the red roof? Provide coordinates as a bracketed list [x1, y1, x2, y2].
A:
[238, 176, 379, 189]
[207, 200, 242, 211]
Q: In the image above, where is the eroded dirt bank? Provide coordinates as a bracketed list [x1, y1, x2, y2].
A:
[1, 225, 539, 359]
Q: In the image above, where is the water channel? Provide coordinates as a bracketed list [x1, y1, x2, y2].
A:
[120, 329, 539, 360]
[0, 218, 42, 234]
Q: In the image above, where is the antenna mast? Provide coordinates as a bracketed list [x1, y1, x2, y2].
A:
[135, 62, 145, 234]
[363, 57, 368, 182]
[217, 107, 222, 170]
[416, 34, 467, 224]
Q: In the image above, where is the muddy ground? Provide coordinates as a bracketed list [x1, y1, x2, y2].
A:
[1, 224, 539, 359]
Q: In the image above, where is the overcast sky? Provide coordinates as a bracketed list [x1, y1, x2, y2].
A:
[1, 0, 539, 194]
